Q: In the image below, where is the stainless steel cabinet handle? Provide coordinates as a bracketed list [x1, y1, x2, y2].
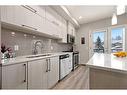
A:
[23, 64, 27, 82]
[46, 59, 49, 72]
[22, 24, 37, 31]
[22, 5, 37, 13]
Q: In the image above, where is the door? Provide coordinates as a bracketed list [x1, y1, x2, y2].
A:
[89, 30, 108, 58]
[47, 56, 59, 88]
[110, 27, 126, 53]
[2, 62, 27, 89]
[28, 59, 48, 89]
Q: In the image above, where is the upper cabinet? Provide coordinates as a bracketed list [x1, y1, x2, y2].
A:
[1, 6, 43, 31]
[0, 5, 70, 42]
[67, 21, 76, 37]
[59, 18, 67, 43]
[45, 7, 62, 38]
[28, 5, 46, 18]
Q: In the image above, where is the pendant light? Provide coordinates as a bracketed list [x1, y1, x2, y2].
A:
[112, 13, 117, 25]
[112, 7, 117, 25]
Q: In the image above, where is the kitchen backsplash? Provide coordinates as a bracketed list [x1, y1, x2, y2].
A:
[1, 28, 72, 56]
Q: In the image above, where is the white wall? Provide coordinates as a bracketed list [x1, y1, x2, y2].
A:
[76, 13, 127, 64]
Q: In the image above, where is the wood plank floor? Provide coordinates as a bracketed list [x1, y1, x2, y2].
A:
[52, 65, 89, 89]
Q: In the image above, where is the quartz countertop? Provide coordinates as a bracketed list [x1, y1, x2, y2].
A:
[86, 53, 127, 73]
[1, 52, 73, 66]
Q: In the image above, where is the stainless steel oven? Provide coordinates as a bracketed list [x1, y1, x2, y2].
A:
[72, 51, 79, 70]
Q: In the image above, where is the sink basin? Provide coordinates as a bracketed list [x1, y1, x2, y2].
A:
[26, 54, 52, 58]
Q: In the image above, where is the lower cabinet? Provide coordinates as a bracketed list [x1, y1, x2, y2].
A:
[2, 62, 27, 89]
[28, 56, 59, 89]
[47, 56, 59, 88]
[28, 59, 47, 89]
[1, 56, 59, 89]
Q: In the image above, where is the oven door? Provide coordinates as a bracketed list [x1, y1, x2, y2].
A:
[73, 53, 79, 70]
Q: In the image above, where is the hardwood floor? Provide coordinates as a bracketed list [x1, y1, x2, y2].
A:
[52, 65, 89, 89]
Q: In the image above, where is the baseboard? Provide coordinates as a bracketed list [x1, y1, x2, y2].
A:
[79, 64, 86, 66]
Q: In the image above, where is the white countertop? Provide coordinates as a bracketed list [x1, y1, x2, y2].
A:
[1, 52, 73, 66]
[86, 53, 127, 73]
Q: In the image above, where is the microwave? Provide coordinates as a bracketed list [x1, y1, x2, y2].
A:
[67, 34, 75, 44]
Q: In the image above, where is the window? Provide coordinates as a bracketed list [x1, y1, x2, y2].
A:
[111, 27, 125, 53]
[93, 32, 105, 53]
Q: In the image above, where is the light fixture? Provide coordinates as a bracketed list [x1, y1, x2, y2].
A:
[117, 5, 125, 15]
[60, 6, 80, 27]
[112, 13, 117, 25]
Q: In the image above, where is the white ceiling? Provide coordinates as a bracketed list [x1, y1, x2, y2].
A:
[65, 6, 116, 24]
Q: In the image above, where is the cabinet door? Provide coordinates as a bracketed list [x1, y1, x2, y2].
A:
[14, 6, 46, 33]
[60, 18, 67, 43]
[21, 6, 38, 31]
[1, 6, 15, 25]
[45, 7, 61, 38]
[2, 62, 27, 89]
[45, 19, 59, 37]
[28, 5, 46, 18]
[13, 6, 26, 26]
[28, 59, 48, 89]
[48, 56, 59, 88]
[68, 22, 75, 36]
[0, 6, 7, 22]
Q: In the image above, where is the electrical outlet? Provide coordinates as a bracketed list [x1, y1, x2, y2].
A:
[14, 45, 19, 51]
[51, 46, 53, 50]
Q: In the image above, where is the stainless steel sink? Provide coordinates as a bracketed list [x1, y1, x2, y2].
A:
[26, 54, 52, 58]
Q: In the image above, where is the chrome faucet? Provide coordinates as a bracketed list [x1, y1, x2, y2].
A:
[33, 40, 43, 55]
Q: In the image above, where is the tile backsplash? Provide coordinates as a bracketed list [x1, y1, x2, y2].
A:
[1, 28, 72, 56]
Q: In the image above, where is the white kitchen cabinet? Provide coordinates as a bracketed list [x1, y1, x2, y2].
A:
[45, 6, 62, 38]
[45, 19, 59, 37]
[1, 6, 42, 32]
[20, 5, 42, 31]
[2, 62, 27, 89]
[28, 56, 59, 89]
[0, 6, 7, 23]
[1, 6, 15, 25]
[59, 18, 67, 43]
[68, 21, 76, 37]
[28, 59, 48, 89]
[47, 56, 59, 88]
[28, 5, 46, 18]
[13, 6, 26, 26]
[0, 5, 68, 39]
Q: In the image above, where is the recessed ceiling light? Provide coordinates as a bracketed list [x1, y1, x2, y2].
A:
[79, 16, 83, 19]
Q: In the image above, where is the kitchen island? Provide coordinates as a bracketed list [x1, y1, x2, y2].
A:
[85, 53, 127, 89]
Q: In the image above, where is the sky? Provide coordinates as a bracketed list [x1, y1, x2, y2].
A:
[93, 27, 124, 43]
